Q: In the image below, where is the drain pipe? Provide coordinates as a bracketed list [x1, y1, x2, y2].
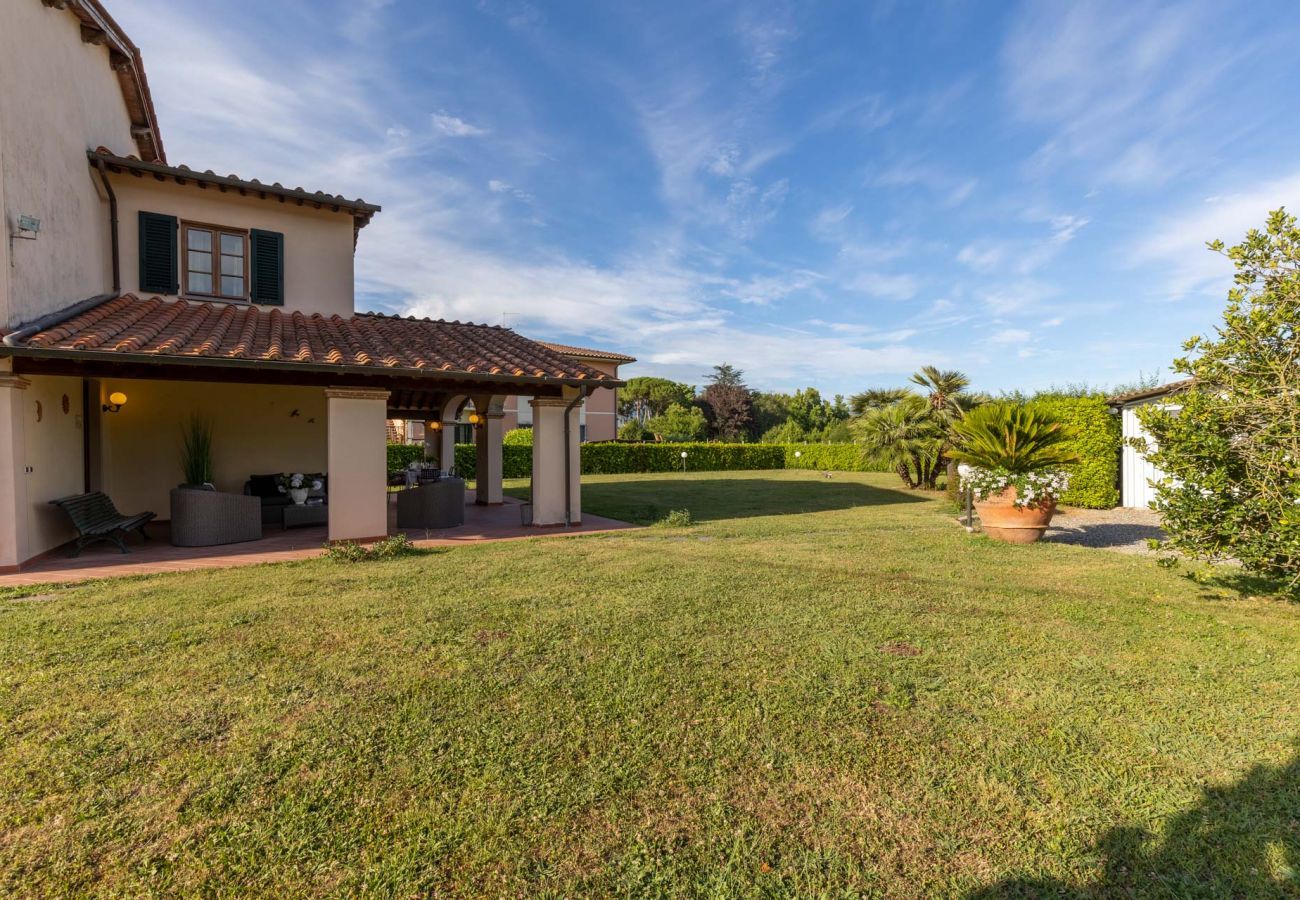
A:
[3, 292, 116, 348]
[563, 385, 589, 527]
[93, 157, 120, 293]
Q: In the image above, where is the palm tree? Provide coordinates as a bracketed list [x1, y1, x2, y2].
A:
[909, 366, 971, 416]
[848, 387, 911, 416]
[908, 366, 979, 493]
[852, 395, 945, 488]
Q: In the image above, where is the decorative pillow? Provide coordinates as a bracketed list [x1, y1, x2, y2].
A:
[248, 474, 282, 498]
[306, 472, 327, 497]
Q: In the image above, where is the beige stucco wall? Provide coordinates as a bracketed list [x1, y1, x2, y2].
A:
[23, 375, 86, 557]
[0, 1, 135, 328]
[95, 378, 327, 519]
[502, 359, 624, 441]
[326, 389, 389, 541]
[582, 361, 620, 442]
[111, 176, 357, 318]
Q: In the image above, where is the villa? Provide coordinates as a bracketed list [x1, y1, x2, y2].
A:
[0, 0, 626, 571]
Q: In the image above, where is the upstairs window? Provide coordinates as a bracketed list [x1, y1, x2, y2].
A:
[183, 223, 247, 300]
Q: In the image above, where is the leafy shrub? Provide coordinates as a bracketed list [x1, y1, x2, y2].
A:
[782, 443, 884, 472]
[654, 509, 694, 527]
[646, 403, 708, 441]
[324, 533, 418, 563]
[503, 427, 533, 446]
[618, 419, 648, 441]
[1138, 209, 1300, 592]
[387, 443, 423, 472]
[450, 441, 890, 477]
[761, 420, 806, 443]
[1027, 395, 1120, 508]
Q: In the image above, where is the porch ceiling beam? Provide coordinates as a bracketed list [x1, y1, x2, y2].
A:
[6, 356, 568, 398]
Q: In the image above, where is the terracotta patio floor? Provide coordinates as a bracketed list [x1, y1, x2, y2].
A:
[1, 494, 634, 587]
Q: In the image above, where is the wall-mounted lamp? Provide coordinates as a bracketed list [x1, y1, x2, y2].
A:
[468, 412, 482, 425]
[102, 391, 127, 413]
[428, 420, 442, 431]
[9, 214, 40, 254]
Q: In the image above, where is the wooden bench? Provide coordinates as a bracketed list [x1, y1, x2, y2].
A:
[48, 492, 155, 557]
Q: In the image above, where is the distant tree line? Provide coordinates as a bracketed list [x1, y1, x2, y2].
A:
[616, 364, 852, 444]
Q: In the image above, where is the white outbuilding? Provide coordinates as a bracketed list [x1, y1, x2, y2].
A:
[1107, 380, 1193, 509]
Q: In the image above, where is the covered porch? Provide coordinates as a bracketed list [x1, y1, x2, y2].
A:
[0, 491, 633, 587]
[0, 295, 621, 571]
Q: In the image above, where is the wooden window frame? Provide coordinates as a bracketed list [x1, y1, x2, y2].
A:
[180, 220, 249, 302]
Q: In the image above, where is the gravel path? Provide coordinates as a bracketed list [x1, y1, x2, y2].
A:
[1042, 506, 1165, 554]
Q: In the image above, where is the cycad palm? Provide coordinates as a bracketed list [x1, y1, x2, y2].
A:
[853, 395, 944, 488]
[948, 403, 1080, 472]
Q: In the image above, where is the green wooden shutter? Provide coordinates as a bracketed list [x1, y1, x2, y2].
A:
[249, 229, 285, 305]
[137, 211, 178, 294]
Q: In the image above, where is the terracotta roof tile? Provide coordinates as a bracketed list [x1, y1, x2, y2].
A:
[16, 295, 616, 385]
[1107, 378, 1195, 405]
[539, 341, 637, 363]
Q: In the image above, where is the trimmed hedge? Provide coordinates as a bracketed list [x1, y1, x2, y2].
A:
[387, 443, 424, 471]
[393, 441, 888, 478]
[1027, 396, 1120, 508]
[782, 443, 885, 472]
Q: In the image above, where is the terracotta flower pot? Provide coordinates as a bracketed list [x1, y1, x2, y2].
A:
[975, 486, 1056, 544]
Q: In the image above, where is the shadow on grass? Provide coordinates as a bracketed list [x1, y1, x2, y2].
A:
[969, 750, 1300, 898]
[1192, 567, 1297, 602]
[574, 476, 928, 525]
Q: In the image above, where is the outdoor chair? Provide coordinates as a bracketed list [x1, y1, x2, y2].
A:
[48, 492, 155, 557]
[169, 487, 262, 547]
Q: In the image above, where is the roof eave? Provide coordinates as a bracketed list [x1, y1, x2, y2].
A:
[0, 344, 623, 388]
[87, 150, 381, 227]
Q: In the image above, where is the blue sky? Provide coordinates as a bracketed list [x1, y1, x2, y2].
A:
[112, 0, 1300, 396]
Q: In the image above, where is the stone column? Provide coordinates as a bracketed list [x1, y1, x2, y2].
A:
[530, 391, 582, 526]
[474, 409, 505, 504]
[0, 371, 30, 569]
[325, 387, 389, 542]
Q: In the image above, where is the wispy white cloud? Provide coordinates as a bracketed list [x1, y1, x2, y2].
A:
[1132, 170, 1300, 298]
[869, 160, 978, 207]
[1003, 0, 1231, 186]
[432, 112, 489, 137]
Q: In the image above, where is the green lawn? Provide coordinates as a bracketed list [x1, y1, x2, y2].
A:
[3, 470, 1298, 896]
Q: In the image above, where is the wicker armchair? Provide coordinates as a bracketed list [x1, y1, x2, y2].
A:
[169, 488, 263, 547]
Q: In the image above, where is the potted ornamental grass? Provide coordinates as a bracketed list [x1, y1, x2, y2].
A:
[949, 403, 1080, 544]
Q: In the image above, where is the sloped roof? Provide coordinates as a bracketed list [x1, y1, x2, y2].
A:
[90, 150, 381, 229]
[539, 341, 636, 363]
[1107, 379, 1195, 406]
[54, 0, 165, 162]
[7, 294, 617, 386]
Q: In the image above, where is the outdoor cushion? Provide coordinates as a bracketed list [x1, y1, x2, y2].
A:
[248, 474, 282, 498]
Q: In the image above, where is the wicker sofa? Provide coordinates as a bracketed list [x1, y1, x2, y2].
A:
[169, 487, 262, 547]
[244, 473, 327, 526]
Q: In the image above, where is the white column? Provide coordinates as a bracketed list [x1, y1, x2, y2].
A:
[530, 391, 582, 526]
[437, 395, 465, 474]
[326, 387, 389, 542]
[475, 410, 505, 504]
[0, 371, 30, 568]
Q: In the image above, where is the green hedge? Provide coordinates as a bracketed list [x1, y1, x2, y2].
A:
[1027, 396, 1120, 508]
[782, 443, 886, 472]
[392, 441, 887, 478]
[387, 443, 424, 471]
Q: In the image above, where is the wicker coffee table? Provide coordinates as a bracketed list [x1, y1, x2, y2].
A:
[282, 503, 328, 529]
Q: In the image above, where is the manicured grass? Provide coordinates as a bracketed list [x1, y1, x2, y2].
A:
[2, 471, 1299, 895]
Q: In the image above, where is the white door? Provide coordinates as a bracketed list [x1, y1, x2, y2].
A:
[1120, 402, 1167, 508]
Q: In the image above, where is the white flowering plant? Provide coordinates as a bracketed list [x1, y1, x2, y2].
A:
[959, 466, 1071, 508]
